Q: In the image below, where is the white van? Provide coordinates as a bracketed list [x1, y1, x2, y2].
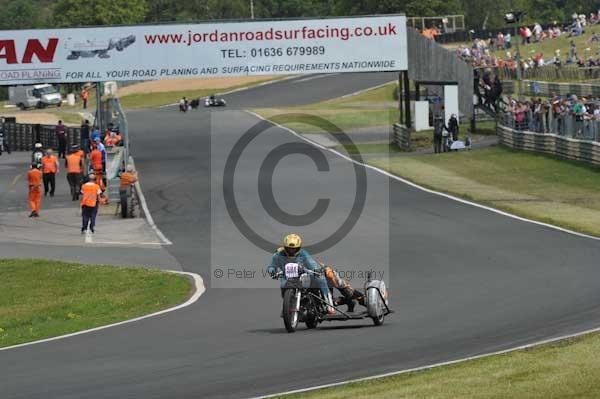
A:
[9, 84, 63, 110]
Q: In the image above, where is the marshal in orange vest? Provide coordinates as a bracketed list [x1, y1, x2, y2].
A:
[80, 182, 101, 207]
[66, 153, 82, 174]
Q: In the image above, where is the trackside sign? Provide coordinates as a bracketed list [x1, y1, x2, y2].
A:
[0, 15, 407, 84]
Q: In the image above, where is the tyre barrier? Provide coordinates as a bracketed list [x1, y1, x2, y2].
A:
[1, 121, 81, 152]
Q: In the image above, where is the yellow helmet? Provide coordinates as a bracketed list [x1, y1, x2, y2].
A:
[283, 233, 302, 256]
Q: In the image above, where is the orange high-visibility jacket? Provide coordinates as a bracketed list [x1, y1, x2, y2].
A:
[89, 149, 103, 170]
[120, 171, 137, 189]
[66, 153, 83, 173]
[80, 182, 101, 207]
[27, 168, 42, 189]
[41, 155, 58, 174]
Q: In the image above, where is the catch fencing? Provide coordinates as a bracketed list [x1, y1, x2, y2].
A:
[500, 79, 600, 98]
[495, 65, 600, 83]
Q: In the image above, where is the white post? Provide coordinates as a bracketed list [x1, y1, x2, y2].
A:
[250, 0, 255, 19]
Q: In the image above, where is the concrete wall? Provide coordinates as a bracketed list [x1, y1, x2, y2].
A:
[497, 124, 600, 166]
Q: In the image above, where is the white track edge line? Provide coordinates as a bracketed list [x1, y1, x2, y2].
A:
[246, 110, 600, 242]
[0, 270, 205, 352]
[293, 73, 339, 83]
[251, 324, 600, 398]
[128, 157, 173, 246]
[134, 179, 172, 245]
[89, 241, 164, 246]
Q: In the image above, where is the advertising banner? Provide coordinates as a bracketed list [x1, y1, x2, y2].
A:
[0, 15, 407, 84]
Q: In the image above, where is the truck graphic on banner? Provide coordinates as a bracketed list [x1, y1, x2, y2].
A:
[64, 35, 136, 60]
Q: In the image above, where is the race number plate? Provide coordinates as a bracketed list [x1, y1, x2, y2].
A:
[285, 263, 299, 278]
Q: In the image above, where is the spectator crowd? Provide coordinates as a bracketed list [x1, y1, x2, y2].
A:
[500, 94, 600, 140]
[455, 11, 600, 71]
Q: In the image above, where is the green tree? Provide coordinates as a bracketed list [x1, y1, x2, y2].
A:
[53, 0, 147, 27]
[0, 0, 40, 29]
[405, 0, 461, 17]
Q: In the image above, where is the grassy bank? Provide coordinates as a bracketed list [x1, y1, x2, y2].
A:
[254, 82, 399, 134]
[368, 146, 600, 236]
[493, 24, 600, 61]
[495, 25, 600, 83]
[281, 332, 600, 399]
[0, 259, 191, 348]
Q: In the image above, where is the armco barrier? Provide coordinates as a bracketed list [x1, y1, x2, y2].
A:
[0, 121, 81, 151]
[393, 123, 411, 150]
[497, 124, 600, 166]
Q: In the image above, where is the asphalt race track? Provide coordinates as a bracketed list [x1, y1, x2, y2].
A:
[3, 72, 600, 399]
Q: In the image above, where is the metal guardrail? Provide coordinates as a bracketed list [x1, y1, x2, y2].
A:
[104, 97, 137, 218]
[108, 98, 129, 165]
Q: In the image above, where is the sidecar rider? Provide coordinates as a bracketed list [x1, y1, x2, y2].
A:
[267, 233, 335, 314]
[323, 266, 365, 313]
[179, 97, 188, 112]
[32, 143, 44, 167]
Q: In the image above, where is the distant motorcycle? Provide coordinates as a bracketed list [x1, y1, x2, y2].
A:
[275, 263, 391, 333]
[190, 99, 201, 110]
[205, 97, 227, 107]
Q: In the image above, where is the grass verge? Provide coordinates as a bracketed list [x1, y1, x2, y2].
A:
[0, 259, 191, 348]
[253, 81, 399, 134]
[334, 143, 402, 154]
[368, 146, 600, 236]
[279, 332, 600, 399]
